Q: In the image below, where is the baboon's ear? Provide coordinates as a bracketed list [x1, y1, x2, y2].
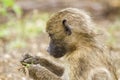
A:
[62, 19, 72, 35]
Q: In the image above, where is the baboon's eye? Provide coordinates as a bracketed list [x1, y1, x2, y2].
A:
[62, 19, 72, 35]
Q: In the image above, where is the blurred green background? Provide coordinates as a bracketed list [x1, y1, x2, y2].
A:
[0, 0, 120, 80]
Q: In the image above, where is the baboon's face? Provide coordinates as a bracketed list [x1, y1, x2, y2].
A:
[46, 8, 95, 58]
[46, 19, 73, 58]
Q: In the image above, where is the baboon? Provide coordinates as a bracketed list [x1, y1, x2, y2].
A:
[21, 8, 119, 80]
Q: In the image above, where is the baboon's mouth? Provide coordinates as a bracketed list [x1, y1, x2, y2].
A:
[47, 47, 66, 58]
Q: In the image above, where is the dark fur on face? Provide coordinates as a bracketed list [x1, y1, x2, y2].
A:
[47, 40, 67, 58]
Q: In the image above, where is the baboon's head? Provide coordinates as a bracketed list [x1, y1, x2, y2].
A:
[46, 8, 96, 58]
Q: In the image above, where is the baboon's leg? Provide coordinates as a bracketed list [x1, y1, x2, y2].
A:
[21, 54, 64, 76]
[28, 64, 62, 80]
[88, 68, 115, 80]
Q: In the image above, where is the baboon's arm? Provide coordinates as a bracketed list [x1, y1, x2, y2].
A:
[21, 54, 64, 76]
[28, 64, 62, 80]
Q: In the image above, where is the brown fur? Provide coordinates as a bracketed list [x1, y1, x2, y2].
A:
[21, 8, 118, 80]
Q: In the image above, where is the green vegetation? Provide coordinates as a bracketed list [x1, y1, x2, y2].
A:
[0, 0, 22, 17]
[0, 12, 50, 49]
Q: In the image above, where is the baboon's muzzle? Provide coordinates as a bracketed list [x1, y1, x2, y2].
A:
[47, 42, 66, 58]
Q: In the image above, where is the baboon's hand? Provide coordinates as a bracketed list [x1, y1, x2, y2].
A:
[21, 54, 40, 66]
[27, 64, 62, 80]
[28, 64, 44, 79]
[20, 54, 64, 78]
